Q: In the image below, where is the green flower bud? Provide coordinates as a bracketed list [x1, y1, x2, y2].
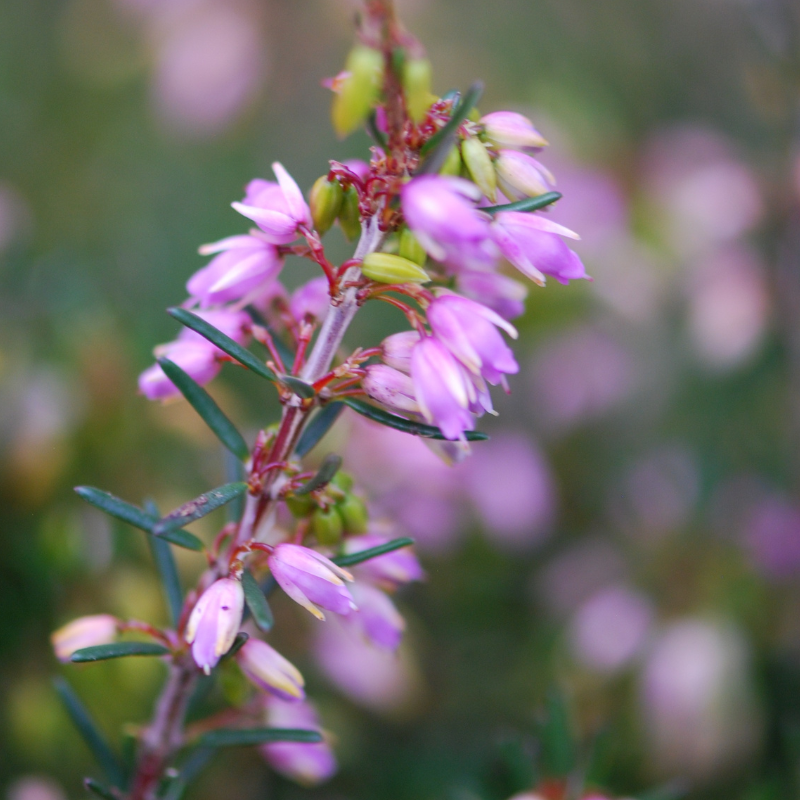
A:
[338, 185, 361, 241]
[312, 507, 344, 546]
[337, 494, 369, 534]
[403, 57, 433, 123]
[439, 144, 462, 176]
[286, 495, 314, 518]
[398, 227, 427, 266]
[461, 136, 497, 202]
[331, 471, 354, 493]
[309, 176, 343, 236]
[361, 252, 431, 284]
[332, 46, 384, 138]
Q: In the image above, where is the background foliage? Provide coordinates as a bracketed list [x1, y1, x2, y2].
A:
[2, 1, 800, 799]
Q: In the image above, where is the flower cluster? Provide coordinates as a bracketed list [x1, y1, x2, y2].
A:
[51, 2, 584, 796]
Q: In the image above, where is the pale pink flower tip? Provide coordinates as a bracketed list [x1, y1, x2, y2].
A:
[185, 577, 244, 674]
[51, 614, 118, 663]
[237, 638, 305, 700]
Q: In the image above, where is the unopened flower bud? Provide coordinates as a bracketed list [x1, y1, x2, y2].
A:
[286, 494, 314, 517]
[398, 227, 427, 266]
[461, 136, 497, 202]
[331, 471, 354, 493]
[439, 145, 463, 176]
[361, 252, 430, 284]
[268, 544, 356, 620]
[363, 364, 420, 414]
[338, 185, 361, 241]
[331, 46, 383, 137]
[495, 150, 555, 200]
[51, 614, 118, 663]
[186, 577, 245, 674]
[236, 638, 305, 700]
[480, 110, 548, 150]
[312, 506, 344, 546]
[337, 494, 369, 534]
[309, 176, 343, 235]
[381, 330, 420, 373]
[402, 57, 433, 123]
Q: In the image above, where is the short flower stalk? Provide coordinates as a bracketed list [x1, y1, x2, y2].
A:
[52, 1, 585, 798]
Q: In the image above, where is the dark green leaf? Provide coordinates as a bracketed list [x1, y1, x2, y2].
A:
[75, 486, 156, 532]
[224, 450, 246, 522]
[540, 689, 575, 777]
[54, 679, 125, 788]
[241, 569, 274, 632]
[71, 642, 170, 662]
[295, 454, 342, 495]
[295, 403, 345, 457]
[483, 191, 562, 215]
[157, 358, 249, 460]
[418, 81, 483, 173]
[156, 528, 205, 552]
[367, 111, 388, 148]
[333, 536, 415, 567]
[281, 375, 316, 399]
[167, 308, 278, 383]
[341, 397, 489, 441]
[154, 483, 248, 536]
[84, 779, 118, 800]
[223, 632, 249, 660]
[196, 728, 322, 748]
[75, 487, 204, 551]
[146, 500, 183, 628]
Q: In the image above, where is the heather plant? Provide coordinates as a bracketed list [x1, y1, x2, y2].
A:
[50, 2, 588, 798]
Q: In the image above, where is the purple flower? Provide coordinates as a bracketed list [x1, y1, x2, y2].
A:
[185, 577, 244, 674]
[347, 582, 405, 650]
[426, 294, 518, 384]
[343, 534, 424, 589]
[188, 234, 282, 307]
[51, 614, 118, 663]
[289, 276, 330, 323]
[261, 696, 336, 786]
[341, 158, 370, 183]
[268, 544, 357, 620]
[236, 638, 305, 700]
[138, 309, 252, 401]
[492, 211, 588, 285]
[139, 340, 220, 401]
[401, 176, 498, 271]
[232, 163, 311, 244]
[410, 336, 475, 440]
[362, 364, 420, 415]
[456, 270, 528, 320]
[495, 150, 555, 200]
[480, 110, 548, 150]
[381, 330, 420, 373]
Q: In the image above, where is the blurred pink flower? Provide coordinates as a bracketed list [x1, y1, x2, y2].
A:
[312, 614, 420, 713]
[686, 245, 769, 370]
[528, 326, 635, 433]
[568, 585, 653, 673]
[642, 125, 763, 256]
[145, 0, 268, 138]
[640, 618, 761, 777]
[463, 432, 556, 550]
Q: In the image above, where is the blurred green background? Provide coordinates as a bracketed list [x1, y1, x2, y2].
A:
[3, 1, 800, 799]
